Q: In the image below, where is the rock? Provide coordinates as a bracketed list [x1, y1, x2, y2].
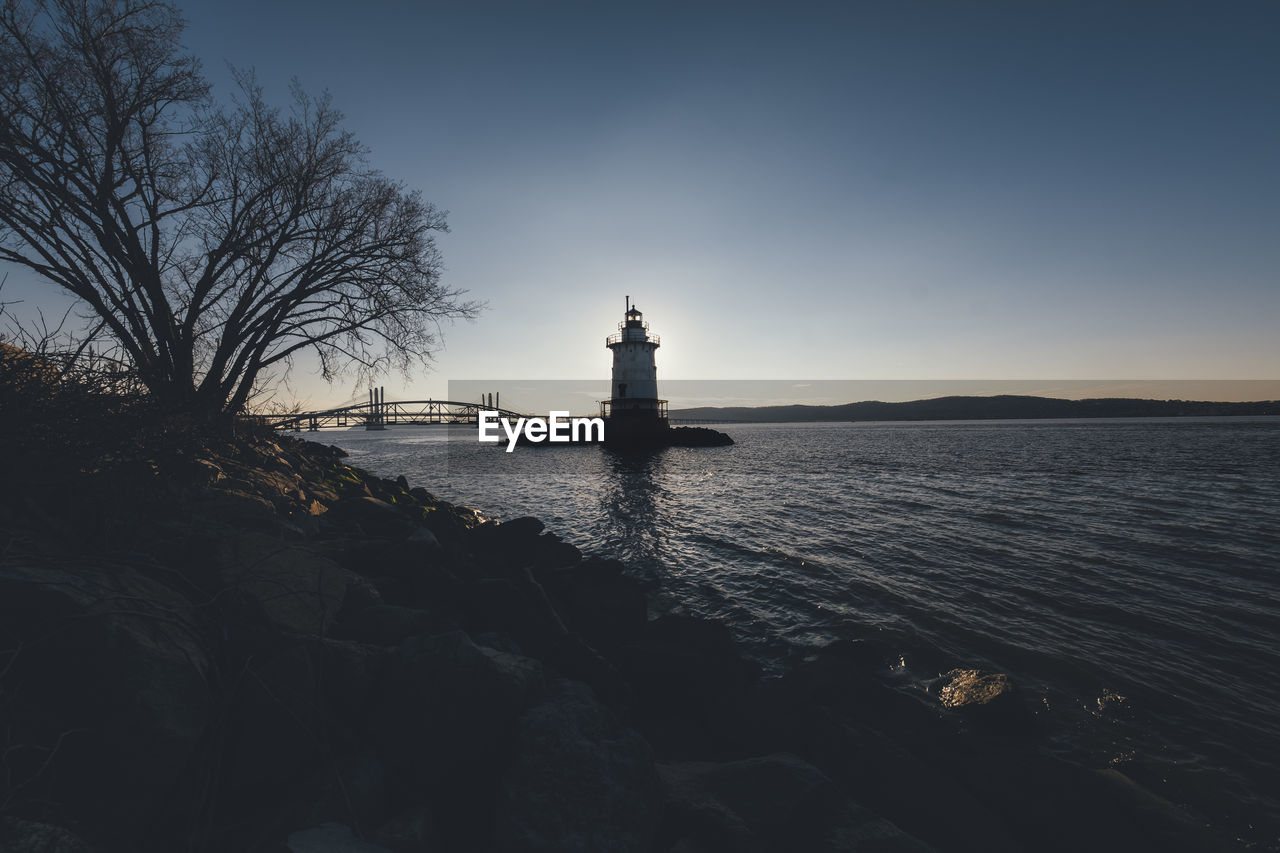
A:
[621, 615, 756, 753]
[220, 639, 322, 803]
[372, 631, 544, 787]
[331, 603, 452, 647]
[603, 426, 734, 449]
[320, 538, 458, 606]
[490, 681, 660, 853]
[216, 532, 354, 635]
[496, 515, 545, 539]
[406, 526, 442, 549]
[296, 749, 393, 836]
[287, 823, 394, 853]
[459, 575, 569, 653]
[0, 818, 95, 853]
[658, 752, 934, 853]
[0, 559, 209, 844]
[766, 702, 1020, 853]
[535, 558, 649, 653]
[203, 488, 281, 527]
[542, 633, 634, 708]
[467, 516, 583, 570]
[530, 533, 583, 568]
[311, 637, 388, 724]
[324, 496, 413, 538]
[373, 805, 443, 853]
[935, 668, 1033, 733]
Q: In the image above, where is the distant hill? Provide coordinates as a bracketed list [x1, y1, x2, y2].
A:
[669, 395, 1280, 423]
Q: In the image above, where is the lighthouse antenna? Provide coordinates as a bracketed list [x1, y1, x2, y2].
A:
[625, 295, 630, 313]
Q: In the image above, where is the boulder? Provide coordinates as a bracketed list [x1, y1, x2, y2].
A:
[287, 822, 394, 853]
[0, 818, 94, 853]
[621, 615, 756, 753]
[935, 669, 1033, 733]
[466, 517, 581, 569]
[658, 752, 933, 853]
[320, 538, 459, 607]
[458, 576, 569, 653]
[215, 532, 355, 635]
[490, 681, 660, 853]
[324, 496, 413, 538]
[764, 702, 1020, 853]
[373, 805, 444, 853]
[330, 603, 453, 647]
[535, 558, 649, 654]
[0, 559, 209, 844]
[219, 639, 322, 804]
[372, 631, 544, 786]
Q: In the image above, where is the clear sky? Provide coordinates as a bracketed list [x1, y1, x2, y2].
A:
[4, 0, 1279, 406]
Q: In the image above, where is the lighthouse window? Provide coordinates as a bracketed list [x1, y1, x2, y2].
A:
[619, 383, 627, 397]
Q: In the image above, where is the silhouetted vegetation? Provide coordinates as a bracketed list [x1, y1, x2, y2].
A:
[0, 0, 477, 421]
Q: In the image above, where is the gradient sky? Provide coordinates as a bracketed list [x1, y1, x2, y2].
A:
[4, 0, 1278, 406]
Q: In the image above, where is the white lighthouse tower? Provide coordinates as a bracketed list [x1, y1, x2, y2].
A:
[602, 296, 668, 435]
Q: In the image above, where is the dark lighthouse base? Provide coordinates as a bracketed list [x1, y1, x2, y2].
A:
[602, 416, 733, 449]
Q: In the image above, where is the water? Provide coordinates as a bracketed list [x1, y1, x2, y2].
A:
[313, 417, 1280, 846]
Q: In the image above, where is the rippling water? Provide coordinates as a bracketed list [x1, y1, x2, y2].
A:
[315, 417, 1280, 845]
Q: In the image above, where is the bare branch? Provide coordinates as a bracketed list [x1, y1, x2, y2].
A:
[0, 0, 478, 419]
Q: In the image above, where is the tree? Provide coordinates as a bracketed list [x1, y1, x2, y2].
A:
[0, 0, 476, 418]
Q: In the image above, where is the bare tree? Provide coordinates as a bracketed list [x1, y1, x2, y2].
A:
[0, 0, 476, 419]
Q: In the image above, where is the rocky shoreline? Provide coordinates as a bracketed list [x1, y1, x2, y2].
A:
[0, 428, 1241, 852]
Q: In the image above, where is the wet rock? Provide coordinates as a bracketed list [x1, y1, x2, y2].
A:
[936, 668, 1033, 733]
[530, 533, 583, 568]
[491, 680, 660, 853]
[467, 516, 542, 552]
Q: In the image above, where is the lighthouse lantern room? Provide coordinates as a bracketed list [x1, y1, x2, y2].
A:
[602, 296, 668, 431]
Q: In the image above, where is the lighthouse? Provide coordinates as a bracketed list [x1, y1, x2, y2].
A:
[602, 296, 668, 436]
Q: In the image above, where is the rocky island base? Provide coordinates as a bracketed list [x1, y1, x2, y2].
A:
[605, 425, 734, 449]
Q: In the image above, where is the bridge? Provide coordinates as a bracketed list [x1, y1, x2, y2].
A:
[249, 394, 730, 432]
[250, 399, 531, 432]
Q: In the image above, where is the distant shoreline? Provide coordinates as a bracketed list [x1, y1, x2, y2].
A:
[670, 394, 1280, 424]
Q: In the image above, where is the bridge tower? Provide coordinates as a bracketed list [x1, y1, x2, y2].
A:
[603, 296, 668, 436]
